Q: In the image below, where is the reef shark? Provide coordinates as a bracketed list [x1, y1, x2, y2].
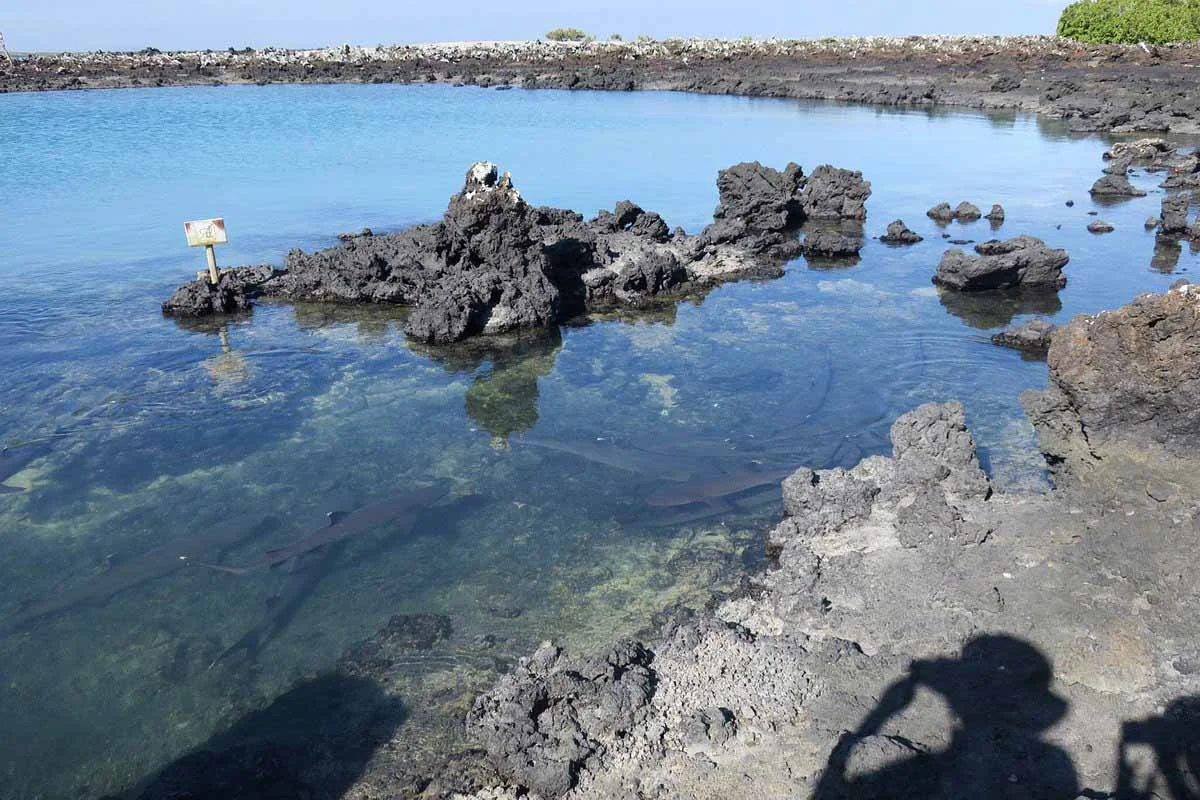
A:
[0, 441, 53, 494]
[2, 513, 274, 634]
[209, 540, 348, 669]
[644, 465, 796, 508]
[518, 434, 698, 482]
[208, 487, 469, 668]
[194, 482, 451, 576]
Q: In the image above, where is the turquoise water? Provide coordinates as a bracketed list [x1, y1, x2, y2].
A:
[0, 84, 1195, 798]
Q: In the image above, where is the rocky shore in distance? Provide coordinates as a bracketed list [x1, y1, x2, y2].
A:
[8, 37, 1200, 134]
[163, 160, 871, 343]
[439, 281, 1200, 799]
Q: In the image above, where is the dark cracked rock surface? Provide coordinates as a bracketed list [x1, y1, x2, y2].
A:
[11, 37, 1200, 137]
[164, 160, 871, 343]
[160, 265, 278, 317]
[933, 235, 1069, 292]
[880, 219, 922, 245]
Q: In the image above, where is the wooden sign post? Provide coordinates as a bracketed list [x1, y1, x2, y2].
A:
[184, 218, 228, 285]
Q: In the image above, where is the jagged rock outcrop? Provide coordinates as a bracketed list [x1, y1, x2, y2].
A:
[711, 161, 805, 232]
[933, 236, 1069, 292]
[466, 640, 657, 796]
[985, 204, 1005, 222]
[1023, 281, 1200, 474]
[165, 160, 873, 341]
[880, 219, 922, 244]
[990, 317, 1056, 356]
[160, 265, 277, 317]
[800, 165, 871, 221]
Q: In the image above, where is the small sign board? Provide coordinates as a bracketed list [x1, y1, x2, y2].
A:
[184, 218, 228, 247]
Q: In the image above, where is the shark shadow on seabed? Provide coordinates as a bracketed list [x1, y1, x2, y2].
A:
[207, 492, 489, 670]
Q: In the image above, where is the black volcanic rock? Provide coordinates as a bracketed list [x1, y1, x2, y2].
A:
[802, 229, 864, 258]
[933, 236, 1069, 292]
[1089, 174, 1146, 198]
[800, 165, 871, 221]
[161, 265, 276, 317]
[165, 160, 874, 341]
[881, 219, 923, 244]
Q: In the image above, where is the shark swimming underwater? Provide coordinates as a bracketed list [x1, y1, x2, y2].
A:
[206, 484, 462, 668]
[2, 513, 274, 634]
[193, 482, 451, 575]
[643, 465, 796, 508]
[517, 434, 697, 482]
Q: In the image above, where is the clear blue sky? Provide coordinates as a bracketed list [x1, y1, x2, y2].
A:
[5, 1, 1074, 53]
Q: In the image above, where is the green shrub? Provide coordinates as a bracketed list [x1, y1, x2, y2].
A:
[610, 33, 623, 41]
[546, 28, 589, 42]
[1057, 0, 1200, 44]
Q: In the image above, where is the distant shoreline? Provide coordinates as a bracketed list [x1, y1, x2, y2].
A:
[4, 36, 1200, 134]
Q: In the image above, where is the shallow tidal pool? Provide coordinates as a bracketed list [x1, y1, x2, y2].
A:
[0, 83, 1196, 797]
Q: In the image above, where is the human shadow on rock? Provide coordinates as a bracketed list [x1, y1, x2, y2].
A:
[108, 674, 405, 800]
[814, 635, 1079, 800]
[937, 286, 1063, 330]
[1118, 695, 1200, 800]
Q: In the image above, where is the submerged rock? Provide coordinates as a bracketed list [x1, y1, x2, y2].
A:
[1023, 281, 1200, 472]
[933, 236, 1069, 292]
[1089, 174, 1146, 198]
[990, 317, 1056, 357]
[880, 219, 922, 244]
